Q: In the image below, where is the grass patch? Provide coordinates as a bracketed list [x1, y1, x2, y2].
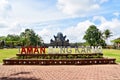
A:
[0, 49, 18, 63]
[0, 48, 120, 63]
[103, 49, 120, 63]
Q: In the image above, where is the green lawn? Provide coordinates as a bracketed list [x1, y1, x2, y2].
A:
[103, 49, 120, 63]
[0, 49, 18, 63]
[0, 48, 120, 63]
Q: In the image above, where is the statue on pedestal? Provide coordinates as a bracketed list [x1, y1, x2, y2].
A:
[50, 32, 69, 47]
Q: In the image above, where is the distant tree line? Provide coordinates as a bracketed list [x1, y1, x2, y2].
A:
[111, 38, 120, 49]
[0, 29, 43, 48]
[0, 25, 112, 49]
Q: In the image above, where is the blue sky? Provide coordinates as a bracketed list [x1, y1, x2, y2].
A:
[0, 0, 120, 44]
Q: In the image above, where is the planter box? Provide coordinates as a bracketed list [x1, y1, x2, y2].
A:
[16, 53, 103, 59]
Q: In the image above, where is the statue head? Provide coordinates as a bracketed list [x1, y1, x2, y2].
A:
[57, 32, 63, 38]
[57, 32, 64, 41]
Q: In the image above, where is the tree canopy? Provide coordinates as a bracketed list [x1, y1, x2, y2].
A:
[83, 25, 106, 46]
[103, 29, 112, 40]
[20, 29, 43, 46]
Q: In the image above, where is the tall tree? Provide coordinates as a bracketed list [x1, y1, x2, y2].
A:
[20, 29, 43, 46]
[83, 25, 106, 46]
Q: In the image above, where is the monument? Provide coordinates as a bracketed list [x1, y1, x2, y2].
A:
[50, 32, 69, 47]
[3, 32, 116, 65]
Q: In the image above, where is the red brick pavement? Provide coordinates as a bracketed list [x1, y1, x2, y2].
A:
[0, 64, 120, 80]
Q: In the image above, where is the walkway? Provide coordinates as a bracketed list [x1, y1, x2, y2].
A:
[0, 64, 120, 80]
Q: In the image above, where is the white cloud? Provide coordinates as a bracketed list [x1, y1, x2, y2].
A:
[63, 20, 94, 42]
[99, 18, 120, 34]
[0, 0, 12, 19]
[100, 0, 108, 4]
[34, 20, 94, 43]
[92, 16, 119, 31]
[39, 16, 120, 44]
[113, 12, 120, 17]
[0, 20, 22, 36]
[38, 29, 53, 43]
[36, 25, 62, 43]
[93, 16, 107, 23]
[1, 16, 120, 45]
[0, 0, 15, 35]
[57, 0, 108, 16]
[0, 0, 119, 45]
[92, 16, 120, 44]
[92, 16, 120, 34]
[61, 16, 120, 44]
[0, 20, 9, 28]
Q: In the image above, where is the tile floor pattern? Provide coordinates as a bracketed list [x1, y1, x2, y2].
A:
[0, 64, 120, 80]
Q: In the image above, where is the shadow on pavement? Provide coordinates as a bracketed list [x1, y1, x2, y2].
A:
[0, 77, 42, 80]
[0, 71, 42, 80]
[10, 72, 31, 76]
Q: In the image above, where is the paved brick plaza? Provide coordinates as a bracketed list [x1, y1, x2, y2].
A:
[0, 64, 120, 80]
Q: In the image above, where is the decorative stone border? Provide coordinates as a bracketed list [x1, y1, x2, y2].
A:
[3, 58, 116, 65]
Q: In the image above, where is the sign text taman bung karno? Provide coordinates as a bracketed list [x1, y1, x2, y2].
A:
[20, 46, 102, 54]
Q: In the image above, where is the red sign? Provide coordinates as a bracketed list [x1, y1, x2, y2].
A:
[21, 47, 46, 54]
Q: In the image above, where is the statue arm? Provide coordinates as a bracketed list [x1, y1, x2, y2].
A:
[50, 39, 53, 42]
[54, 35, 57, 40]
[63, 35, 66, 40]
[54, 35, 57, 38]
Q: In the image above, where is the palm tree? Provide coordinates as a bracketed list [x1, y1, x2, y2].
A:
[103, 29, 112, 45]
